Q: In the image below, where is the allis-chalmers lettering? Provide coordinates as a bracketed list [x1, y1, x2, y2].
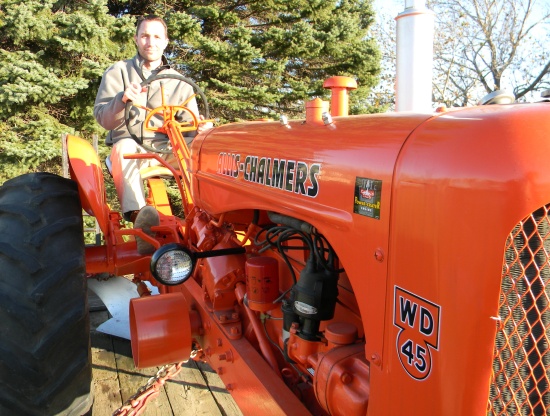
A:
[217, 152, 321, 197]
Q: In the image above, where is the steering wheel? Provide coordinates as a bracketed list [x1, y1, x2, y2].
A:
[124, 73, 210, 153]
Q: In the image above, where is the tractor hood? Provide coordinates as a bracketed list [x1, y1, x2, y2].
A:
[189, 102, 550, 232]
[189, 111, 432, 228]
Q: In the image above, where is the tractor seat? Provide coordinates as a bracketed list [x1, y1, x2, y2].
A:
[105, 155, 176, 179]
[139, 165, 175, 179]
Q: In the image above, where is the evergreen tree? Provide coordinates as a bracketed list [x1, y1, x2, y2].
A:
[0, 0, 135, 182]
[0, 0, 381, 183]
[108, 0, 381, 121]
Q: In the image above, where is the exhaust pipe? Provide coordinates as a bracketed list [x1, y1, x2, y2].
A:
[395, 0, 435, 112]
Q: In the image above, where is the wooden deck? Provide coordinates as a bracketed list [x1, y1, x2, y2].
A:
[89, 292, 243, 416]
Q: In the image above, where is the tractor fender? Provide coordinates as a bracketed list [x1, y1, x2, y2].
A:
[66, 134, 110, 236]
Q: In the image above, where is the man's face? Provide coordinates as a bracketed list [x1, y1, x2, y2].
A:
[134, 20, 168, 63]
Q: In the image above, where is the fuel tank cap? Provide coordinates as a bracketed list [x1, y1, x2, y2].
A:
[478, 90, 515, 105]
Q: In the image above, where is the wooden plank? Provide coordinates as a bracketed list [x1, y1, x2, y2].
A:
[164, 360, 227, 416]
[88, 289, 107, 312]
[195, 361, 244, 416]
[89, 297, 242, 415]
[90, 311, 122, 415]
[112, 337, 174, 415]
[90, 308, 173, 415]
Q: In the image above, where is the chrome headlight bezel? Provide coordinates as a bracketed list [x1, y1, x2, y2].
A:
[150, 243, 196, 286]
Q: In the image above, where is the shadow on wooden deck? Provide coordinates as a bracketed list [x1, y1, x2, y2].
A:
[89, 291, 243, 416]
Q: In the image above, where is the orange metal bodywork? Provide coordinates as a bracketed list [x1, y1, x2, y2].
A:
[66, 134, 110, 235]
[68, 80, 550, 415]
[188, 103, 550, 414]
[129, 292, 192, 368]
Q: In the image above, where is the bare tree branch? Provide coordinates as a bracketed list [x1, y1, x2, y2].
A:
[427, 0, 550, 105]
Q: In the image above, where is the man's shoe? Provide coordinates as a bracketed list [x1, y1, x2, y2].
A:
[123, 210, 140, 223]
[134, 206, 160, 254]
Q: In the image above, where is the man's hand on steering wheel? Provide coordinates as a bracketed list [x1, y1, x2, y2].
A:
[122, 82, 147, 104]
[124, 73, 212, 153]
[197, 115, 214, 134]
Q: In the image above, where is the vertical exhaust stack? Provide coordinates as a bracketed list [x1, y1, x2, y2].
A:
[395, 0, 435, 112]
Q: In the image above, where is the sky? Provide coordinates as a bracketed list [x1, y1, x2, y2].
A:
[373, 0, 550, 102]
[373, 0, 404, 18]
[372, 1, 421, 33]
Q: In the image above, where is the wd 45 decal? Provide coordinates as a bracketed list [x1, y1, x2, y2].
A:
[354, 177, 381, 219]
[393, 286, 441, 380]
[217, 152, 321, 198]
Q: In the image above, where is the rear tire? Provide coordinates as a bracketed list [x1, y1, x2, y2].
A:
[0, 173, 92, 415]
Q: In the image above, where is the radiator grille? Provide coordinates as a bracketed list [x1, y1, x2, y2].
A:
[488, 205, 550, 415]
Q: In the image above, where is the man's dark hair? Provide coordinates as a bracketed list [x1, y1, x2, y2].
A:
[136, 15, 168, 38]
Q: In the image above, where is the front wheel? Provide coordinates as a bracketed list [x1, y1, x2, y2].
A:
[0, 173, 92, 415]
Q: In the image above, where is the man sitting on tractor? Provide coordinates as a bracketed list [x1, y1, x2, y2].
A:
[93, 15, 210, 254]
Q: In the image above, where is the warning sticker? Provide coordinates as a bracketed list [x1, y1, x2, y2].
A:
[353, 177, 382, 219]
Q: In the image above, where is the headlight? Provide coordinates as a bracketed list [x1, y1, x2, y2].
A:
[150, 244, 196, 286]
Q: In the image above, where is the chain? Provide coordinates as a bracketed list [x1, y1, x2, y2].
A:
[112, 359, 188, 416]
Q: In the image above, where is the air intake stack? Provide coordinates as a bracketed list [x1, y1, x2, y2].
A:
[395, 0, 435, 112]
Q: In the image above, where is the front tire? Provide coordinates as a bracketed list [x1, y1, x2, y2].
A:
[0, 173, 92, 415]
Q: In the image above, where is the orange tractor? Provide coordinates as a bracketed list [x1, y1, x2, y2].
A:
[0, 74, 549, 416]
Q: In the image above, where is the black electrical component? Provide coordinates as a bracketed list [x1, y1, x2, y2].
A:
[291, 260, 339, 340]
[255, 213, 343, 342]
